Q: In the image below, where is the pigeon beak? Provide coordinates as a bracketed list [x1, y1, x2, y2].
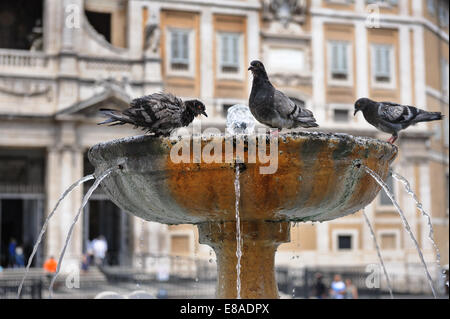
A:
[354, 109, 359, 116]
[248, 66, 254, 71]
[202, 111, 208, 117]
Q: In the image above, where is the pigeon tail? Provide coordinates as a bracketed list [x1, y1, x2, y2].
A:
[413, 111, 443, 123]
[98, 108, 133, 126]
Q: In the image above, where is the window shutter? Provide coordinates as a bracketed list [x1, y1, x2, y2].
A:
[171, 31, 179, 61]
[220, 33, 240, 69]
[374, 45, 391, 78]
[181, 32, 189, 61]
[331, 42, 348, 75]
[232, 35, 239, 65]
[170, 29, 189, 65]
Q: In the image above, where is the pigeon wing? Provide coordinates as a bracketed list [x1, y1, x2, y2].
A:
[378, 102, 417, 124]
[273, 90, 317, 127]
[123, 93, 184, 130]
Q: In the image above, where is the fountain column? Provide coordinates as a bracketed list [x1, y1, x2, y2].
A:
[198, 221, 290, 299]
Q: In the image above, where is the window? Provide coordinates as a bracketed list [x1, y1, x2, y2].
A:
[333, 109, 349, 123]
[338, 235, 352, 250]
[86, 11, 111, 43]
[439, 6, 449, 27]
[366, 0, 398, 6]
[328, 41, 352, 85]
[330, 41, 349, 80]
[427, 0, 436, 15]
[380, 233, 397, 250]
[379, 173, 394, 206]
[170, 29, 190, 71]
[371, 44, 395, 88]
[219, 33, 240, 73]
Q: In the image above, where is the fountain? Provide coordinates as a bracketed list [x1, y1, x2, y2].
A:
[87, 131, 397, 299]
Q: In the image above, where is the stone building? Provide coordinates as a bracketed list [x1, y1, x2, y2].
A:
[0, 0, 448, 293]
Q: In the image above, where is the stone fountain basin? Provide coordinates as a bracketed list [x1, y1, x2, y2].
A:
[88, 132, 397, 299]
[87, 132, 397, 225]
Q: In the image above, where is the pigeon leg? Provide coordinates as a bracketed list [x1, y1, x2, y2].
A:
[270, 128, 281, 137]
[387, 134, 398, 144]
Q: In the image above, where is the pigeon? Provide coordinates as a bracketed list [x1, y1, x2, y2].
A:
[98, 92, 207, 137]
[248, 60, 318, 131]
[354, 97, 443, 144]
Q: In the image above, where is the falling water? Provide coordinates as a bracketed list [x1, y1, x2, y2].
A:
[234, 164, 242, 299]
[362, 210, 394, 299]
[391, 171, 442, 273]
[48, 166, 118, 298]
[364, 166, 437, 298]
[17, 174, 95, 298]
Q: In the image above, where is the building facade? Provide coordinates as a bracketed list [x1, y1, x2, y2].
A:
[0, 0, 448, 293]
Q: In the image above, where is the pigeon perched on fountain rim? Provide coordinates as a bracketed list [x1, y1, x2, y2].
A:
[98, 92, 207, 137]
[248, 60, 318, 131]
[354, 97, 443, 144]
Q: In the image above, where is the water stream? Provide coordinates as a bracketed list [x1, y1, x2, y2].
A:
[234, 164, 242, 299]
[48, 166, 118, 298]
[17, 174, 95, 298]
[364, 166, 437, 298]
[362, 210, 394, 299]
[391, 171, 442, 274]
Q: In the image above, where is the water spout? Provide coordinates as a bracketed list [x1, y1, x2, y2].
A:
[17, 174, 95, 298]
[48, 166, 119, 298]
[391, 171, 442, 274]
[364, 166, 437, 298]
[234, 164, 242, 299]
[362, 210, 394, 299]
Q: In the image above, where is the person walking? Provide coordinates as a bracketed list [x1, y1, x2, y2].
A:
[345, 278, 358, 299]
[93, 235, 108, 266]
[330, 274, 346, 299]
[14, 246, 25, 268]
[312, 273, 328, 299]
[8, 238, 17, 268]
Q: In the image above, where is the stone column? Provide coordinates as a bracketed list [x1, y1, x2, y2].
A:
[311, 17, 326, 123]
[45, 123, 84, 272]
[142, 2, 163, 94]
[200, 8, 214, 107]
[198, 221, 290, 299]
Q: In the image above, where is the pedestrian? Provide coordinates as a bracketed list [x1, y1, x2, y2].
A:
[93, 235, 108, 266]
[330, 274, 346, 299]
[14, 246, 25, 268]
[43, 256, 57, 274]
[312, 272, 327, 299]
[81, 254, 89, 273]
[8, 238, 17, 268]
[345, 278, 358, 299]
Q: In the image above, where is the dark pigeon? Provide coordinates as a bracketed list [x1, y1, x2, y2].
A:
[98, 92, 207, 137]
[354, 97, 443, 144]
[248, 60, 318, 131]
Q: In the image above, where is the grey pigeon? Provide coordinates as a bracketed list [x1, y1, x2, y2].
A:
[248, 60, 318, 131]
[98, 92, 207, 137]
[354, 97, 443, 144]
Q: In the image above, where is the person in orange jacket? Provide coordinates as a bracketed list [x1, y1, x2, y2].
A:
[43, 256, 57, 273]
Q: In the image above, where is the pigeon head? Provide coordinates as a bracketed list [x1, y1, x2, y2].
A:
[185, 99, 208, 117]
[354, 98, 374, 116]
[248, 60, 268, 79]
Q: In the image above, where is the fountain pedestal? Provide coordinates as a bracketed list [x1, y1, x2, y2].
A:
[199, 221, 290, 299]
